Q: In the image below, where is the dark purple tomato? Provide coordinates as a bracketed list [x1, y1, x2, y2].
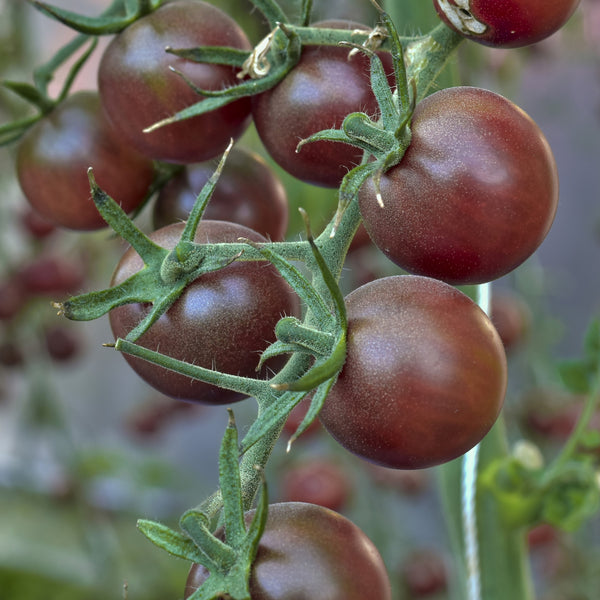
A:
[401, 549, 449, 597]
[153, 147, 289, 240]
[18, 256, 86, 298]
[184, 502, 392, 600]
[98, 0, 252, 163]
[433, 0, 581, 48]
[359, 86, 558, 285]
[19, 208, 57, 239]
[109, 220, 299, 404]
[251, 21, 394, 188]
[0, 278, 25, 321]
[490, 291, 531, 352]
[16, 92, 154, 231]
[280, 459, 351, 511]
[319, 275, 507, 469]
[44, 326, 82, 363]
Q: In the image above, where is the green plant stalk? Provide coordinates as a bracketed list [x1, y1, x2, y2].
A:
[543, 370, 600, 484]
[439, 418, 535, 600]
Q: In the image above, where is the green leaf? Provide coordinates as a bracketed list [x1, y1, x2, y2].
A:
[115, 338, 269, 399]
[1, 80, 51, 108]
[137, 520, 212, 564]
[342, 112, 397, 154]
[241, 239, 333, 323]
[179, 510, 236, 571]
[179, 141, 232, 243]
[557, 359, 594, 394]
[286, 377, 335, 449]
[541, 462, 600, 532]
[33, 33, 90, 94]
[240, 391, 307, 452]
[248, 0, 288, 28]
[256, 340, 304, 370]
[274, 317, 334, 356]
[583, 318, 600, 361]
[29, 0, 140, 34]
[578, 429, 600, 450]
[166, 45, 250, 68]
[219, 411, 246, 550]
[0, 115, 41, 146]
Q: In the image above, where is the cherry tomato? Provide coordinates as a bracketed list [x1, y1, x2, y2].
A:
[98, 0, 252, 163]
[19, 208, 56, 239]
[251, 21, 394, 187]
[433, 0, 581, 48]
[401, 549, 449, 597]
[280, 459, 351, 511]
[319, 275, 507, 469]
[18, 255, 86, 298]
[0, 278, 25, 321]
[44, 326, 82, 363]
[184, 502, 392, 600]
[16, 92, 154, 231]
[359, 86, 558, 285]
[109, 221, 299, 404]
[490, 291, 531, 352]
[153, 147, 289, 241]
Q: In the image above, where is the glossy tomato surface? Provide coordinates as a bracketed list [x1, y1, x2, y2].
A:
[184, 502, 392, 600]
[98, 0, 252, 163]
[109, 221, 298, 404]
[153, 147, 289, 241]
[16, 92, 154, 231]
[319, 275, 507, 469]
[359, 86, 558, 285]
[433, 0, 580, 48]
[252, 21, 394, 188]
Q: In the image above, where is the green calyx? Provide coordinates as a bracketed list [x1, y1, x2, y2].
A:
[139, 411, 269, 600]
[57, 145, 347, 447]
[296, 7, 416, 230]
[481, 321, 600, 532]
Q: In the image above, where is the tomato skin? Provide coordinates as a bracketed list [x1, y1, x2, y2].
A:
[252, 21, 394, 188]
[98, 0, 252, 163]
[16, 92, 154, 231]
[359, 86, 558, 285]
[184, 502, 392, 600]
[153, 148, 289, 241]
[109, 221, 298, 404]
[433, 0, 580, 48]
[319, 275, 507, 469]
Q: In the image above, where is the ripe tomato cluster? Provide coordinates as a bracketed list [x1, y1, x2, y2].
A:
[4, 0, 585, 598]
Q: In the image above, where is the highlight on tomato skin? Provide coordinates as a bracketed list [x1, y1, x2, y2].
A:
[432, 0, 581, 48]
[319, 275, 507, 470]
[359, 86, 559, 285]
[184, 502, 393, 600]
[98, 0, 253, 163]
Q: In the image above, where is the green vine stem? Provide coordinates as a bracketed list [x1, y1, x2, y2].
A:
[543, 371, 600, 484]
